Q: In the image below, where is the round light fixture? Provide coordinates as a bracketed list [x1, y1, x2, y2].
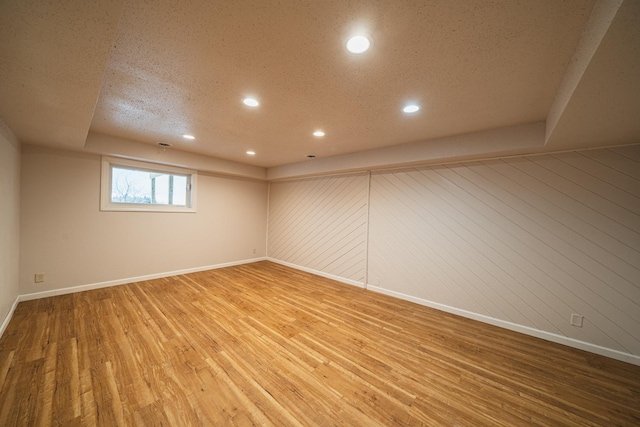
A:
[313, 130, 325, 137]
[243, 97, 259, 107]
[182, 134, 195, 140]
[246, 151, 256, 156]
[346, 35, 371, 54]
[403, 104, 420, 114]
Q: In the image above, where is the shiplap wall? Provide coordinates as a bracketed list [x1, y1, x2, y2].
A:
[268, 173, 369, 284]
[267, 145, 640, 360]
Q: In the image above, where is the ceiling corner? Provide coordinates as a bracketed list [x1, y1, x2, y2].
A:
[0, 0, 125, 149]
[545, 0, 640, 149]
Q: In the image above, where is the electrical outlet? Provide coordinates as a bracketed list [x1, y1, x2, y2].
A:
[570, 313, 583, 327]
[253, 248, 256, 254]
[34, 273, 45, 283]
[374, 277, 380, 285]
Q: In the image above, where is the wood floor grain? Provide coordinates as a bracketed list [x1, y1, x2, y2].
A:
[0, 261, 638, 426]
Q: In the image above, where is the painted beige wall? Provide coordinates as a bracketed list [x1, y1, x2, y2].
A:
[19, 144, 268, 295]
[0, 120, 20, 322]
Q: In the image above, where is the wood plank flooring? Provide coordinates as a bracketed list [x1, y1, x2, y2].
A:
[0, 261, 639, 426]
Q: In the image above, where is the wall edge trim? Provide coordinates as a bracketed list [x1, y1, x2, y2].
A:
[17, 257, 267, 302]
[367, 285, 640, 367]
[264, 258, 640, 366]
[267, 258, 365, 288]
[0, 296, 21, 339]
[7, 257, 637, 367]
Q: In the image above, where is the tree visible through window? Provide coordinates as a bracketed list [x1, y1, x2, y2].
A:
[101, 157, 196, 212]
[111, 167, 187, 206]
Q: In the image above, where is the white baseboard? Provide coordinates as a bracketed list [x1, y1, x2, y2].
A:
[263, 260, 639, 366]
[0, 296, 21, 339]
[0, 258, 267, 340]
[4, 258, 638, 367]
[367, 284, 640, 367]
[17, 257, 267, 302]
[267, 258, 365, 288]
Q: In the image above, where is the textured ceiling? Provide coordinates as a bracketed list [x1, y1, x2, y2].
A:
[0, 0, 123, 149]
[2, 0, 639, 172]
[90, 0, 594, 167]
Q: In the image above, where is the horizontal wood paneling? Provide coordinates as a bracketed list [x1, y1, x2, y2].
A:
[368, 146, 640, 356]
[268, 173, 369, 283]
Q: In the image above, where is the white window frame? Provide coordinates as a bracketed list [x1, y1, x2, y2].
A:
[100, 156, 197, 213]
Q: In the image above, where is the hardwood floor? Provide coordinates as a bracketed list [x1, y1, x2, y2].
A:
[0, 261, 638, 426]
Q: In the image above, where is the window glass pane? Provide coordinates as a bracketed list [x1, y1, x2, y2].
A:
[111, 167, 188, 206]
[101, 156, 196, 213]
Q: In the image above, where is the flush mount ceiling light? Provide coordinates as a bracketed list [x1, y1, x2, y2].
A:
[243, 97, 259, 107]
[182, 134, 195, 140]
[346, 35, 371, 54]
[313, 130, 325, 137]
[403, 104, 420, 114]
[246, 151, 256, 155]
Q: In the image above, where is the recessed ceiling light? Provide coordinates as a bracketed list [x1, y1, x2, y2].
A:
[182, 134, 195, 140]
[313, 130, 325, 137]
[246, 151, 256, 155]
[157, 142, 171, 147]
[346, 35, 371, 54]
[243, 98, 259, 107]
[403, 104, 420, 114]
[306, 154, 316, 158]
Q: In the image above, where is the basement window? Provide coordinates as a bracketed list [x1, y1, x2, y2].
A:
[100, 156, 197, 212]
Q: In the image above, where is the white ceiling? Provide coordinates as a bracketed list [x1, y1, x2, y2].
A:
[1, 0, 639, 177]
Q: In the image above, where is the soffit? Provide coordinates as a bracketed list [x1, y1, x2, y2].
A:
[545, 0, 640, 150]
[0, 0, 123, 149]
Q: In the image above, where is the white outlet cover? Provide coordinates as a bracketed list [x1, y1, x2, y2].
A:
[570, 313, 584, 327]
